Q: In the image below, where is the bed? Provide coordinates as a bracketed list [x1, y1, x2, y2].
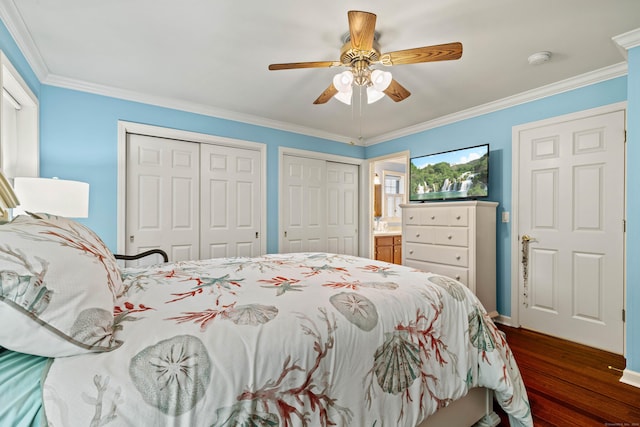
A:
[0, 213, 532, 426]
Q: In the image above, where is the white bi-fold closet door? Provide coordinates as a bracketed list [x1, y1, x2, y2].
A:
[125, 133, 262, 262]
[281, 154, 359, 256]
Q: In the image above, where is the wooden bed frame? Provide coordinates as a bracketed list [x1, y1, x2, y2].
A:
[417, 387, 500, 427]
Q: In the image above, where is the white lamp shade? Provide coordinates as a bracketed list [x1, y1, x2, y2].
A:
[366, 86, 385, 104]
[371, 69, 392, 91]
[13, 177, 90, 218]
[334, 89, 352, 105]
[333, 71, 354, 92]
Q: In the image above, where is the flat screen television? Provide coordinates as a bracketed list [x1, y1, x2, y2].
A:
[409, 144, 489, 202]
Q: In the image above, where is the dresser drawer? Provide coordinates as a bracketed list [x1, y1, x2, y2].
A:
[404, 259, 469, 287]
[405, 242, 469, 267]
[404, 226, 434, 244]
[404, 210, 421, 225]
[405, 206, 469, 226]
[434, 227, 468, 247]
[419, 208, 449, 226]
[448, 207, 469, 226]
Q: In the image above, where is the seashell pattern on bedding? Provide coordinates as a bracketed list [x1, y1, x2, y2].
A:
[42, 253, 533, 426]
[373, 330, 421, 394]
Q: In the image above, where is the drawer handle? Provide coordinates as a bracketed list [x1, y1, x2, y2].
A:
[455, 275, 461, 280]
[431, 215, 436, 220]
[416, 233, 420, 238]
[409, 215, 414, 220]
[456, 215, 461, 220]
[409, 250, 414, 255]
[456, 255, 461, 260]
[447, 234, 452, 240]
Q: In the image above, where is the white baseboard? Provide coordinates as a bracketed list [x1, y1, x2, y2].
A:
[620, 369, 640, 389]
[493, 314, 513, 327]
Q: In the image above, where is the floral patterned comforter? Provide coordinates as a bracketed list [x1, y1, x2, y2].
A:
[42, 253, 532, 426]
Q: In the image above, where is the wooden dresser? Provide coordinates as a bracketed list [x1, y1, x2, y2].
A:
[401, 201, 498, 316]
[374, 234, 402, 265]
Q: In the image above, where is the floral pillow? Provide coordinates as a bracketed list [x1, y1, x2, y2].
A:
[0, 215, 122, 357]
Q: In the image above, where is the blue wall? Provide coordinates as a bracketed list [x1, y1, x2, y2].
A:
[0, 22, 39, 97]
[366, 77, 628, 317]
[38, 86, 364, 254]
[625, 46, 640, 372]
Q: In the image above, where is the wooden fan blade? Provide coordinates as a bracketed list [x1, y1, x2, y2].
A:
[348, 10, 377, 51]
[313, 83, 339, 104]
[383, 42, 463, 66]
[384, 79, 411, 102]
[269, 61, 341, 71]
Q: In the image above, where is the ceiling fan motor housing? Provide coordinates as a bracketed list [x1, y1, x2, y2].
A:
[339, 39, 381, 66]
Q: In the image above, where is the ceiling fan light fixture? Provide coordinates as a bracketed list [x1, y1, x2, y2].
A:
[334, 89, 353, 105]
[333, 71, 354, 92]
[268, 11, 461, 106]
[371, 69, 392, 91]
[366, 86, 385, 104]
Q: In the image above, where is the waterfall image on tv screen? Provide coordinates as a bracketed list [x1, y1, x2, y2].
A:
[410, 144, 489, 201]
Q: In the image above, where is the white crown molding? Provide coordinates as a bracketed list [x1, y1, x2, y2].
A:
[0, 0, 632, 148]
[0, 0, 48, 80]
[613, 27, 640, 51]
[0, 1, 356, 145]
[43, 73, 356, 145]
[364, 62, 628, 146]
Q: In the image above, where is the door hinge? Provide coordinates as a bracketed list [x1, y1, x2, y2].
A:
[623, 309, 626, 323]
[284, 231, 287, 238]
[255, 232, 259, 239]
[624, 130, 627, 143]
[623, 219, 626, 233]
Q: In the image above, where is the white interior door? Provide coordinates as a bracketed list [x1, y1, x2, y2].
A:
[126, 134, 200, 262]
[326, 161, 359, 255]
[281, 155, 326, 252]
[516, 108, 625, 353]
[200, 143, 262, 258]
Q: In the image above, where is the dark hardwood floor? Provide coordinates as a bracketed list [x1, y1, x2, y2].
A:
[494, 324, 640, 426]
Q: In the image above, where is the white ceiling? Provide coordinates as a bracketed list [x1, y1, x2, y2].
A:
[1, 0, 639, 144]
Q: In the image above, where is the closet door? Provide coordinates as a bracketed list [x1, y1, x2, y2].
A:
[281, 155, 359, 255]
[326, 161, 359, 256]
[126, 134, 200, 262]
[281, 155, 326, 252]
[200, 143, 262, 258]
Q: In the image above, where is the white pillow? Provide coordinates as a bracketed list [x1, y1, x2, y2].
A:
[0, 215, 122, 356]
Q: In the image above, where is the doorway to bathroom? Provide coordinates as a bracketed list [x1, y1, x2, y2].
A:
[369, 152, 409, 263]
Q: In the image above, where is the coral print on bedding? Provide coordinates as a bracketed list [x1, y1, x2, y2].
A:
[42, 253, 533, 426]
[0, 215, 122, 357]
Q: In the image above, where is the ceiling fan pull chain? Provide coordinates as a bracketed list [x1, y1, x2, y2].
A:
[358, 86, 364, 138]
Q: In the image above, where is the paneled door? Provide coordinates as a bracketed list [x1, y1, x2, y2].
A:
[326, 161, 359, 256]
[516, 107, 625, 353]
[200, 143, 261, 258]
[126, 133, 263, 263]
[126, 134, 200, 262]
[281, 155, 359, 255]
[281, 155, 326, 252]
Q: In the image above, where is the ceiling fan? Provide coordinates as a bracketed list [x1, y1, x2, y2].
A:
[268, 10, 463, 105]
